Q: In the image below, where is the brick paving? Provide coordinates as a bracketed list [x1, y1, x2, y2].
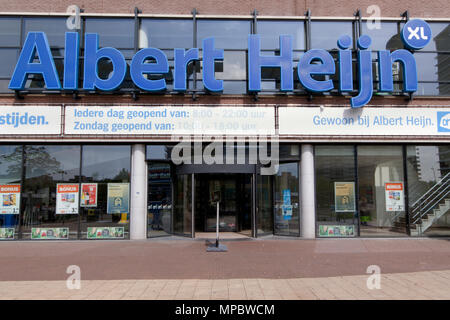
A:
[0, 270, 449, 300]
[0, 238, 449, 299]
[0, 238, 450, 281]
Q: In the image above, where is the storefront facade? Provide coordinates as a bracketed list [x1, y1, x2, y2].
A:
[0, 1, 449, 240]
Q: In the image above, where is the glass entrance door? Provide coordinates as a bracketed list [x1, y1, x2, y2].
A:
[173, 174, 192, 237]
[194, 173, 252, 235]
[147, 162, 172, 238]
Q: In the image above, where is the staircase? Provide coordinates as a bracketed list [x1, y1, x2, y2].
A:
[409, 172, 450, 236]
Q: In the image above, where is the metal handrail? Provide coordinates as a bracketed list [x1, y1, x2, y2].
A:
[411, 181, 450, 224]
[410, 172, 450, 209]
[411, 188, 450, 224]
[411, 183, 450, 217]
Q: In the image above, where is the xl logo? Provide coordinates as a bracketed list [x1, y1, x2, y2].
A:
[437, 112, 450, 132]
[401, 19, 432, 50]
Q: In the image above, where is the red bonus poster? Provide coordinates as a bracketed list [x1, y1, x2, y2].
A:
[80, 183, 98, 207]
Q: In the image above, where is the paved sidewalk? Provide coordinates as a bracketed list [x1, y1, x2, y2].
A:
[0, 270, 449, 300]
[0, 238, 449, 281]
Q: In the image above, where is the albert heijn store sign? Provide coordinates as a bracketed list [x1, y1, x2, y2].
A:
[8, 19, 432, 108]
[1, 105, 450, 137]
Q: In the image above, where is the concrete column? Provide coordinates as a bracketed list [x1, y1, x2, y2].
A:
[130, 144, 147, 240]
[301, 144, 316, 238]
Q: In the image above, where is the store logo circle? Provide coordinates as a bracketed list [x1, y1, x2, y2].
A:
[401, 19, 432, 50]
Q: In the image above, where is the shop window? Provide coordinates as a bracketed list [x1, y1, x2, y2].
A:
[315, 145, 357, 236]
[407, 145, 450, 236]
[21, 145, 81, 240]
[357, 145, 406, 236]
[80, 145, 131, 240]
[0, 146, 23, 239]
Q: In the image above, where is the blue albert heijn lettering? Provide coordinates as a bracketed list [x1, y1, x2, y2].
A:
[8, 19, 431, 108]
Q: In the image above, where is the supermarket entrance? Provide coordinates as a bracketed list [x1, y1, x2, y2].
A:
[194, 173, 252, 237]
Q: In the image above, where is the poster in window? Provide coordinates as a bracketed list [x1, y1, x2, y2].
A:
[385, 182, 405, 212]
[80, 183, 98, 207]
[334, 182, 356, 212]
[318, 225, 355, 237]
[87, 227, 124, 239]
[282, 189, 293, 220]
[107, 183, 129, 214]
[0, 185, 20, 214]
[0, 228, 15, 240]
[56, 184, 79, 214]
[31, 228, 68, 239]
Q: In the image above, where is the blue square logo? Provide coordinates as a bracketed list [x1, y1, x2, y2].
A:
[437, 112, 450, 132]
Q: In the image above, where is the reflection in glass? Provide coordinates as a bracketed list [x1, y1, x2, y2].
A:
[315, 145, 357, 226]
[216, 51, 247, 80]
[258, 20, 305, 50]
[407, 145, 450, 236]
[357, 145, 406, 236]
[173, 174, 192, 236]
[429, 23, 450, 51]
[24, 18, 70, 46]
[362, 22, 403, 51]
[146, 145, 173, 160]
[311, 21, 352, 50]
[257, 174, 273, 235]
[0, 18, 20, 46]
[140, 19, 193, 49]
[0, 49, 18, 77]
[148, 163, 172, 237]
[81, 146, 131, 239]
[274, 162, 300, 236]
[197, 20, 251, 49]
[415, 53, 450, 82]
[85, 18, 134, 48]
[21, 145, 80, 240]
[194, 174, 251, 235]
[0, 146, 23, 238]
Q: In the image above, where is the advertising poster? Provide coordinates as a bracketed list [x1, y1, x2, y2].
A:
[87, 227, 124, 239]
[385, 182, 405, 212]
[56, 184, 79, 214]
[334, 182, 356, 212]
[0, 228, 15, 240]
[318, 225, 355, 237]
[0, 185, 20, 214]
[80, 183, 98, 207]
[31, 228, 68, 239]
[107, 183, 129, 214]
[281, 189, 292, 220]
